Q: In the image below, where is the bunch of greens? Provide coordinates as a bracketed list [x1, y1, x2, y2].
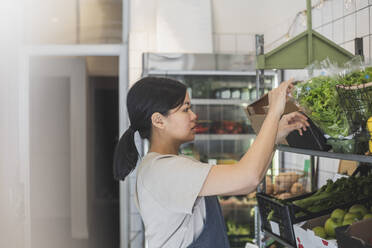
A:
[292, 76, 350, 138]
[292, 67, 372, 138]
[338, 66, 372, 86]
[293, 174, 372, 214]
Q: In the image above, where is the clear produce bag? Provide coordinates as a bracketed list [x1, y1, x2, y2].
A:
[291, 57, 372, 154]
[334, 57, 372, 154]
[291, 58, 351, 139]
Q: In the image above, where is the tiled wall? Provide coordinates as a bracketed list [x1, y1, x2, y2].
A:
[213, 33, 256, 54]
[213, 1, 372, 60]
[313, 0, 371, 61]
[282, 0, 372, 184]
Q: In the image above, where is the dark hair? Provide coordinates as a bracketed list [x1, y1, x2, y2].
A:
[113, 77, 187, 180]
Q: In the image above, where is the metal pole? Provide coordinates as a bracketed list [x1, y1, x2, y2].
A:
[255, 34, 265, 248]
[256, 35, 265, 99]
[307, 0, 313, 64]
[310, 155, 317, 192]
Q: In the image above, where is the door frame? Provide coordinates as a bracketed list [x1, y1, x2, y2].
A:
[19, 0, 131, 245]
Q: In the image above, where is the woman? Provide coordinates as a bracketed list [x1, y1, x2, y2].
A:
[113, 77, 308, 248]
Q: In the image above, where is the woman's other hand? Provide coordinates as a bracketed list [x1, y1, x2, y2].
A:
[268, 79, 294, 117]
[276, 112, 310, 144]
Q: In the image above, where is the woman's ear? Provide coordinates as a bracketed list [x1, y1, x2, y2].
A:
[151, 112, 165, 129]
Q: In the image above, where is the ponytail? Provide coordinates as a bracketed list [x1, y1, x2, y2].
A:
[113, 126, 139, 181]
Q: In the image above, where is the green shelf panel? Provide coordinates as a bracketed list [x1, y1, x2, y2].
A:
[257, 0, 355, 70]
[257, 30, 354, 69]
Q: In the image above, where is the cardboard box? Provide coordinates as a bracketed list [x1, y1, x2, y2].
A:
[246, 94, 331, 151]
[338, 160, 358, 176]
[293, 214, 338, 248]
[336, 218, 372, 248]
[246, 93, 298, 134]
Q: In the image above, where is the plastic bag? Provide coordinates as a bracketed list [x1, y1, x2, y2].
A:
[335, 57, 372, 144]
[291, 58, 351, 139]
[292, 56, 372, 154]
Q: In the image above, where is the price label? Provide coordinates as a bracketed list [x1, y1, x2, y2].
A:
[269, 221, 280, 236]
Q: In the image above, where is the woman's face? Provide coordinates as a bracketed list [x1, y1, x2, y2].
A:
[164, 92, 197, 143]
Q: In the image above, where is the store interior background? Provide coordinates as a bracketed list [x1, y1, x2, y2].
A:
[0, 0, 372, 247]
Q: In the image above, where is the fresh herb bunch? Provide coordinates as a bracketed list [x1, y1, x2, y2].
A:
[292, 76, 350, 138]
[292, 67, 372, 138]
[338, 67, 372, 86]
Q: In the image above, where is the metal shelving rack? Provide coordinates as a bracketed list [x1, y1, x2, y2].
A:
[253, 0, 360, 247]
[195, 134, 256, 141]
[277, 145, 372, 164]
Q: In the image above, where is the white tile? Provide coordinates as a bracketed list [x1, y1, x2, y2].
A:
[315, 26, 323, 35]
[129, 68, 143, 86]
[129, 50, 143, 69]
[368, 35, 372, 64]
[343, 40, 355, 53]
[370, 0, 372, 5]
[333, 19, 344, 43]
[322, 0, 333, 24]
[344, 13, 356, 41]
[129, 32, 149, 51]
[217, 34, 236, 53]
[356, 0, 369, 10]
[357, 7, 370, 37]
[265, 19, 291, 52]
[363, 36, 370, 60]
[333, 0, 344, 20]
[292, 20, 306, 37]
[369, 36, 372, 60]
[312, 8, 322, 28]
[148, 32, 157, 52]
[236, 34, 255, 54]
[322, 23, 333, 40]
[344, 0, 356, 15]
[371, 6, 372, 34]
[213, 34, 219, 53]
[319, 157, 340, 174]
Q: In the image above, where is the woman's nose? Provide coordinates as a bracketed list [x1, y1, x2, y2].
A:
[190, 110, 197, 120]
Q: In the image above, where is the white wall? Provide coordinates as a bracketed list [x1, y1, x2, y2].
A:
[212, 0, 306, 53]
[24, 0, 122, 44]
[29, 58, 89, 248]
[0, 1, 25, 248]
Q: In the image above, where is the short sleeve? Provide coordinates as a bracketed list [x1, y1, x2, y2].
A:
[139, 154, 212, 214]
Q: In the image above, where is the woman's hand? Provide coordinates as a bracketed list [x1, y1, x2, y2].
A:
[276, 112, 310, 144]
[268, 79, 294, 118]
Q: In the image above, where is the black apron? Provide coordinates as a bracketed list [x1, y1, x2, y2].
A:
[187, 196, 230, 248]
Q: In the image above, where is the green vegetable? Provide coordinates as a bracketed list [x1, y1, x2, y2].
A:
[293, 76, 350, 137]
[292, 67, 372, 138]
[226, 220, 250, 236]
[293, 175, 372, 215]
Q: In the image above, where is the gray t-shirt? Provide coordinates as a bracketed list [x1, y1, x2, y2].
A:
[135, 152, 212, 248]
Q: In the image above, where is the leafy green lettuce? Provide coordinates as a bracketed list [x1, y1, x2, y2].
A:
[292, 67, 372, 138]
[293, 76, 350, 138]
